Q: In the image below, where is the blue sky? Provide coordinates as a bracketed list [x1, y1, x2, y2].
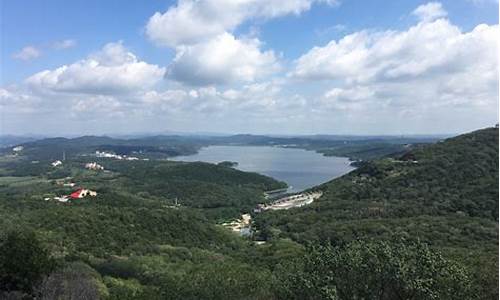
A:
[1, 0, 498, 135]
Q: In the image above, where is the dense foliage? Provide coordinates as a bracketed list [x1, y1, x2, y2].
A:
[0, 128, 496, 299]
[254, 127, 499, 298]
[105, 160, 285, 211]
[275, 238, 471, 300]
[0, 230, 56, 296]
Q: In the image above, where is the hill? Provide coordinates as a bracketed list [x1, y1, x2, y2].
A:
[1, 135, 205, 161]
[254, 127, 499, 297]
[0, 127, 496, 299]
[3, 133, 440, 163]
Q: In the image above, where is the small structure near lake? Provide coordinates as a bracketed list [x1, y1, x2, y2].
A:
[256, 191, 323, 211]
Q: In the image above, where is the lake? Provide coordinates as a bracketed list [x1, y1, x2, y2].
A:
[172, 145, 355, 192]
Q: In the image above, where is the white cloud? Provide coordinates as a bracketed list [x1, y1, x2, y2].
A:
[146, 0, 338, 47]
[113, 79, 300, 124]
[0, 86, 44, 114]
[72, 95, 124, 118]
[291, 3, 498, 132]
[291, 19, 498, 86]
[167, 32, 280, 85]
[12, 46, 41, 61]
[26, 42, 165, 95]
[412, 2, 447, 22]
[2, 2, 497, 135]
[53, 39, 77, 49]
[145, 0, 337, 86]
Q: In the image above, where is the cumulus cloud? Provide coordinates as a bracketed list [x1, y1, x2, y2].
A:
[291, 18, 498, 87]
[12, 46, 41, 61]
[0, 86, 45, 114]
[167, 32, 280, 85]
[412, 2, 447, 22]
[146, 0, 337, 85]
[53, 39, 77, 49]
[26, 42, 165, 95]
[2, 2, 497, 135]
[323, 86, 375, 108]
[72, 95, 124, 118]
[291, 2, 498, 131]
[146, 0, 338, 47]
[137, 81, 286, 114]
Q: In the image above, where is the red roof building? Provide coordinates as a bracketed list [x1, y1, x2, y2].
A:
[70, 189, 84, 199]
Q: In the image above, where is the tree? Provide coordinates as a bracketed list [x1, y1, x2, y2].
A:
[0, 230, 55, 294]
[36, 262, 103, 300]
[274, 238, 471, 300]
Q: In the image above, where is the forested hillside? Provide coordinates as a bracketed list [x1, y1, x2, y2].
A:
[254, 127, 499, 298]
[0, 127, 497, 299]
[0, 150, 291, 299]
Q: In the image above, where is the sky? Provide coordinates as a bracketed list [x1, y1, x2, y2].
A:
[1, 0, 498, 136]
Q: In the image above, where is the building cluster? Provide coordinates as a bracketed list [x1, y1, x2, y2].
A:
[70, 188, 97, 198]
[95, 151, 140, 161]
[85, 162, 104, 170]
[46, 188, 98, 203]
[255, 191, 323, 212]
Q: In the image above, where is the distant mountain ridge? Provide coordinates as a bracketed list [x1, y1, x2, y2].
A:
[0, 135, 40, 147]
[2, 132, 442, 162]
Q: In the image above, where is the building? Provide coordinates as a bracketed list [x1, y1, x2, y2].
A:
[85, 162, 104, 170]
[13, 146, 24, 152]
[95, 151, 123, 159]
[54, 196, 69, 203]
[51, 160, 63, 167]
[70, 189, 98, 199]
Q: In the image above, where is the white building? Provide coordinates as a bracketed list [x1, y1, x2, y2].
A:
[85, 162, 104, 170]
[95, 151, 123, 159]
[51, 160, 63, 167]
[54, 196, 69, 203]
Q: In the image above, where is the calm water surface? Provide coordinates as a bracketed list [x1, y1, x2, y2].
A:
[172, 146, 355, 192]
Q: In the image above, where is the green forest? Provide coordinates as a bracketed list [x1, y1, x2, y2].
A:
[0, 127, 497, 299]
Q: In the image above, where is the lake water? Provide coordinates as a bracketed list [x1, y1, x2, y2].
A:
[172, 146, 355, 192]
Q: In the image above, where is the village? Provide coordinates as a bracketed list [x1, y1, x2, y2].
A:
[46, 157, 104, 203]
[11, 146, 149, 205]
[41, 148, 154, 203]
